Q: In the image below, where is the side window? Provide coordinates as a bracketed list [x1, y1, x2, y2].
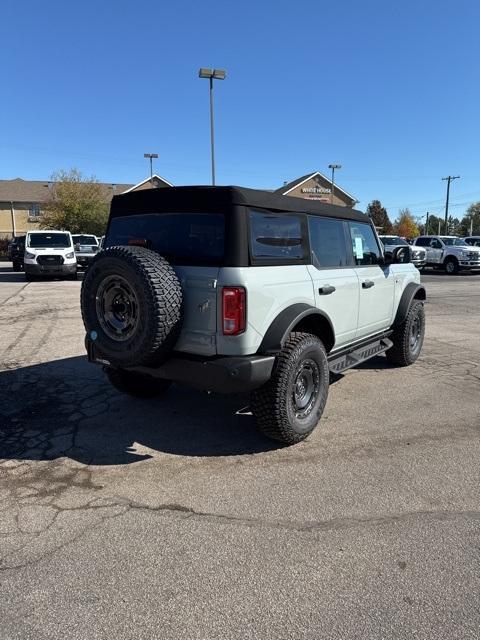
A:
[249, 210, 305, 261]
[415, 237, 429, 247]
[349, 223, 381, 266]
[431, 239, 442, 249]
[308, 217, 349, 268]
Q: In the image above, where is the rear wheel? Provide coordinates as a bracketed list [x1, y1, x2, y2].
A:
[251, 333, 329, 445]
[105, 367, 172, 398]
[386, 300, 425, 366]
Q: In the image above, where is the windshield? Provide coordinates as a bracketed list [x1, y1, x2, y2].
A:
[72, 235, 98, 245]
[27, 233, 71, 248]
[105, 213, 225, 265]
[440, 237, 467, 246]
[379, 236, 408, 246]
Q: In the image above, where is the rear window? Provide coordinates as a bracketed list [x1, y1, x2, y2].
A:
[105, 213, 225, 265]
[27, 233, 71, 248]
[72, 235, 98, 245]
[249, 210, 305, 261]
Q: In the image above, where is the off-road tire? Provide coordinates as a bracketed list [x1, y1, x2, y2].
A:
[81, 246, 182, 368]
[105, 367, 172, 398]
[251, 332, 329, 445]
[444, 257, 459, 275]
[386, 300, 425, 366]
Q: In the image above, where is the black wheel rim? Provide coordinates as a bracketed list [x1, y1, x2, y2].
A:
[95, 275, 139, 342]
[292, 359, 320, 419]
[409, 309, 423, 354]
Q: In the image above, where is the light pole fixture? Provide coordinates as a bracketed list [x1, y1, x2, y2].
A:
[198, 68, 227, 185]
[144, 153, 158, 183]
[328, 164, 342, 204]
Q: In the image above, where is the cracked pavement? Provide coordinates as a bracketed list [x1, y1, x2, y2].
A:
[0, 265, 479, 639]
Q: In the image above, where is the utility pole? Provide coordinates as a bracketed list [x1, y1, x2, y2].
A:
[442, 175, 460, 234]
[425, 211, 429, 235]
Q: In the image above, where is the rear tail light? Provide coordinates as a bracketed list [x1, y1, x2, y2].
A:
[222, 287, 246, 335]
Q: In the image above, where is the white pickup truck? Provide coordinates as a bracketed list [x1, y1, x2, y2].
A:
[413, 235, 480, 274]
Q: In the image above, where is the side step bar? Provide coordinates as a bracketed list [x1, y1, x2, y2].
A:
[328, 336, 393, 374]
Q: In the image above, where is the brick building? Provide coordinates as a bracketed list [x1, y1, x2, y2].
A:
[276, 171, 357, 207]
[0, 175, 172, 238]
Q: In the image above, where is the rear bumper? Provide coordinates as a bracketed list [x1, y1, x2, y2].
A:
[76, 254, 96, 268]
[86, 337, 275, 394]
[24, 262, 77, 275]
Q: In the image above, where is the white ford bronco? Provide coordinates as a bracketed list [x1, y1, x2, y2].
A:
[81, 186, 426, 444]
[413, 235, 480, 274]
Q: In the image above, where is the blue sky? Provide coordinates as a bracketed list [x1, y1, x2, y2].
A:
[2, 0, 479, 222]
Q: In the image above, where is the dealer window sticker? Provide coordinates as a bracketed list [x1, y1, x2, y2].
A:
[354, 236, 364, 260]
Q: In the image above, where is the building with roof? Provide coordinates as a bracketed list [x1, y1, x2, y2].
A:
[276, 171, 357, 207]
[0, 174, 173, 238]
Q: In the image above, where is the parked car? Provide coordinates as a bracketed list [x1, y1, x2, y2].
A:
[378, 235, 426, 269]
[413, 235, 480, 274]
[72, 234, 100, 269]
[464, 236, 480, 247]
[81, 186, 426, 445]
[8, 235, 26, 271]
[24, 230, 77, 281]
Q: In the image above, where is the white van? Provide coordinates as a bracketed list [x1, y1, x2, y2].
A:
[24, 230, 77, 281]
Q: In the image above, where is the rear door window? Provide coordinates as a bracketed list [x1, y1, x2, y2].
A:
[308, 217, 349, 268]
[105, 213, 225, 265]
[249, 210, 306, 262]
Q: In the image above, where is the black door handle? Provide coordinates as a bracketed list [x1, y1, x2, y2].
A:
[362, 280, 375, 289]
[319, 285, 336, 295]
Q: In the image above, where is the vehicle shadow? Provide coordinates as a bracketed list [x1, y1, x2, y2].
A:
[0, 356, 284, 465]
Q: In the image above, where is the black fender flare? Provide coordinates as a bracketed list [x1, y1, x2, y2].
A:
[393, 282, 426, 327]
[258, 303, 335, 354]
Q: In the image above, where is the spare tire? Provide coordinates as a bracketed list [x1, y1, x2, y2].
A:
[81, 246, 182, 367]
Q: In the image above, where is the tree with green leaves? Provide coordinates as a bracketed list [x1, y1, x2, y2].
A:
[458, 201, 480, 236]
[394, 208, 419, 239]
[365, 200, 393, 233]
[40, 169, 110, 236]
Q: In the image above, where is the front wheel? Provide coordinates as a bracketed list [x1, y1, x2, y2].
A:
[251, 332, 329, 445]
[386, 300, 425, 366]
[444, 258, 459, 275]
[105, 367, 172, 398]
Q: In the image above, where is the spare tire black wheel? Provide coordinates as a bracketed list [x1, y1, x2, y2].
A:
[81, 246, 182, 368]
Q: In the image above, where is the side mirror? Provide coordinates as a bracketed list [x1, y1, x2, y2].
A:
[384, 246, 411, 265]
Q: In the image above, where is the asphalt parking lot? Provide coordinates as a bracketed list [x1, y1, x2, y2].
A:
[1, 264, 479, 640]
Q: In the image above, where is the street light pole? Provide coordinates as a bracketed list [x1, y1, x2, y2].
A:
[144, 153, 158, 184]
[328, 164, 342, 205]
[442, 175, 460, 234]
[199, 68, 226, 186]
[209, 76, 216, 186]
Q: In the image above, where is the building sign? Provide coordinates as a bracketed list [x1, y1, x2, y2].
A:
[301, 187, 331, 194]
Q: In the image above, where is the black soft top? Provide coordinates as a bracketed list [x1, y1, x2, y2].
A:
[110, 185, 369, 223]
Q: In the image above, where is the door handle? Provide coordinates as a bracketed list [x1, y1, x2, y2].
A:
[362, 280, 375, 289]
[318, 285, 336, 295]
